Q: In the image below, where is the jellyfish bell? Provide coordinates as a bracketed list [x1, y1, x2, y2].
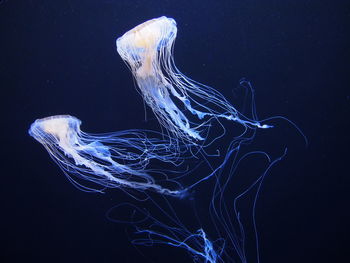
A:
[117, 16, 177, 78]
[118, 16, 176, 52]
[29, 115, 81, 146]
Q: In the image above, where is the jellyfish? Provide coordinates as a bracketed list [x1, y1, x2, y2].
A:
[116, 16, 272, 144]
[28, 115, 187, 197]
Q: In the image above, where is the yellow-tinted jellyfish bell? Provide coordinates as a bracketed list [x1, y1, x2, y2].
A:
[117, 16, 177, 78]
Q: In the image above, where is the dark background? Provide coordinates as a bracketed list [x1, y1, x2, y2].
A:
[1, 0, 348, 262]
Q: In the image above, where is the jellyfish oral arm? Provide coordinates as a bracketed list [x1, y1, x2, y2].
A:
[138, 76, 205, 140]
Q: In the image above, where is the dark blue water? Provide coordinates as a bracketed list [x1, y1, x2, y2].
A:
[1, 0, 348, 262]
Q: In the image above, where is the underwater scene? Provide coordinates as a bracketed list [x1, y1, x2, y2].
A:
[1, 1, 348, 263]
